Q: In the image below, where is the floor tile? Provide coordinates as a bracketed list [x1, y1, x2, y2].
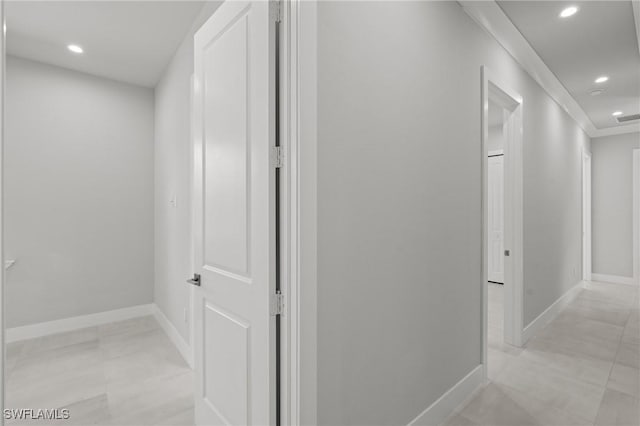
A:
[595, 389, 640, 426]
[526, 331, 620, 363]
[21, 327, 99, 356]
[493, 356, 606, 421]
[99, 328, 170, 360]
[442, 413, 479, 426]
[616, 341, 640, 369]
[106, 372, 194, 426]
[104, 343, 189, 386]
[456, 383, 539, 426]
[11, 340, 104, 383]
[5, 316, 194, 426]
[6, 361, 107, 411]
[56, 394, 112, 425]
[487, 348, 518, 382]
[97, 316, 159, 339]
[607, 363, 640, 398]
[518, 345, 613, 387]
[153, 407, 194, 426]
[564, 301, 630, 327]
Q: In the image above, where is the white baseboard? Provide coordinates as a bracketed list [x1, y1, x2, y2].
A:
[591, 273, 637, 286]
[522, 281, 585, 343]
[408, 365, 485, 426]
[152, 304, 193, 368]
[6, 304, 154, 343]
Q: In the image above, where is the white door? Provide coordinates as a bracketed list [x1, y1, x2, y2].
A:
[192, 1, 276, 425]
[488, 153, 504, 284]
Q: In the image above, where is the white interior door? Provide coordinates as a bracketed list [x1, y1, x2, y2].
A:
[192, 1, 276, 424]
[488, 153, 504, 284]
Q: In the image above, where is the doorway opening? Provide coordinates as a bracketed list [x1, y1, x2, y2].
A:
[634, 149, 640, 285]
[481, 66, 525, 381]
[583, 152, 592, 282]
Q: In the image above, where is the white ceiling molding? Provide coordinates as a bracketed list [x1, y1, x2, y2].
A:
[592, 122, 640, 138]
[459, 1, 639, 139]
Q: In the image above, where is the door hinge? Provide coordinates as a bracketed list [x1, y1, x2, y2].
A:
[272, 146, 284, 168]
[271, 290, 284, 316]
[270, 0, 282, 23]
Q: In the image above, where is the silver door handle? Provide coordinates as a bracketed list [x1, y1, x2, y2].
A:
[187, 273, 201, 286]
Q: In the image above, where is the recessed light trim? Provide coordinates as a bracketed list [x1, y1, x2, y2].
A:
[594, 76, 609, 84]
[560, 6, 578, 18]
[612, 111, 623, 117]
[67, 44, 83, 54]
[589, 89, 604, 96]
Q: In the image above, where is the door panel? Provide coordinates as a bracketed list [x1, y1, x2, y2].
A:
[488, 155, 504, 283]
[203, 303, 249, 425]
[193, 1, 275, 425]
[203, 14, 250, 277]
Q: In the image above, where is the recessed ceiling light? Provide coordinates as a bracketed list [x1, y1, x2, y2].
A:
[559, 6, 578, 18]
[67, 44, 83, 54]
[589, 89, 604, 96]
[594, 76, 609, 84]
[612, 111, 623, 117]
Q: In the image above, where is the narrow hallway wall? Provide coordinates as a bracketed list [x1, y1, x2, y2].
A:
[315, 1, 590, 424]
[591, 132, 640, 279]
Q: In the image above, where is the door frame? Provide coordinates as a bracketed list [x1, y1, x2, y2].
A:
[273, 1, 317, 424]
[634, 149, 640, 285]
[481, 66, 524, 378]
[187, 1, 310, 423]
[582, 151, 592, 282]
[0, 0, 5, 420]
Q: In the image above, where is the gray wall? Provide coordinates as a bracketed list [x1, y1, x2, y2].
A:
[591, 132, 640, 278]
[5, 56, 154, 328]
[488, 125, 505, 152]
[316, 1, 589, 424]
[154, 1, 220, 342]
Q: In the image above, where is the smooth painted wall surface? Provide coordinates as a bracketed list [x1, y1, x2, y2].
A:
[591, 132, 640, 278]
[154, 1, 221, 343]
[488, 125, 505, 152]
[5, 56, 154, 328]
[316, 2, 589, 424]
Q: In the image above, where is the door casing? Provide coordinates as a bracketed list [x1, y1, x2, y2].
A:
[634, 149, 640, 285]
[582, 152, 592, 282]
[481, 66, 525, 380]
[188, 1, 310, 424]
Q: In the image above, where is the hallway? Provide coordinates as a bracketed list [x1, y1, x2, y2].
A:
[446, 281, 639, 426]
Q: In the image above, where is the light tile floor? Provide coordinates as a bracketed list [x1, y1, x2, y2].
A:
[6, 281, 639, 426]
[446, 281, 640, 426]
[6, 316, 194, 425]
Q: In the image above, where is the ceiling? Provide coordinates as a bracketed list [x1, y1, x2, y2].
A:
[5, 1, 206, 87]
[497, 1, 640, 130]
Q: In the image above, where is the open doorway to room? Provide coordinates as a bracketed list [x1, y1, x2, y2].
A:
[583, 151, 592, 282]
[2, 1, 209, 423]
[486, 99, 507, 362]
[1, 1, 300, 424]
[481, 67, 524, 381]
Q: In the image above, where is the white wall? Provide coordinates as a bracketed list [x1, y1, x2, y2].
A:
[591, 132, 640, 278]
[5, 56, 154, 328]
[315, 2, 589, 424]
[487, 125, 504, 152]
[154, 1, 221, 343]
